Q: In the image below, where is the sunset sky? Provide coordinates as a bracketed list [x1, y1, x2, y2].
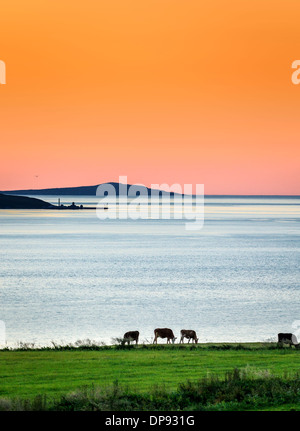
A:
[0, 0, 299, 194]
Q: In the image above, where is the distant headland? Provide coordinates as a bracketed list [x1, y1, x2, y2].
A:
[0, 193, 106, 210]
[0, 182, 177, 197]
[0, 193, 55, 209]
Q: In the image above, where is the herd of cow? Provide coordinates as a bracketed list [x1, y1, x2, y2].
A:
[123, 329, 300, 348]
[123, 328, 197, 345]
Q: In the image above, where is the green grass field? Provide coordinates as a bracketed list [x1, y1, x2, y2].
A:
[0, 343, 299, 410]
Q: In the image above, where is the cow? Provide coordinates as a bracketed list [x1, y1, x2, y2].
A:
[154, 328, 177, 344]
[180, 329, 198, 344]
[123, 331, 139, 345]
[277, 333, 299, 348]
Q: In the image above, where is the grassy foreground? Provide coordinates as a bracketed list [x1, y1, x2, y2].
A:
[0, 343, 299, 411]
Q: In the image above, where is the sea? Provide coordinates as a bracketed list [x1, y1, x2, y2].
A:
[0, 195, 299, 347]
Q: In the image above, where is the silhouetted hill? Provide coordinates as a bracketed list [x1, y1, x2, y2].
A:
[1, 182, 178, 197]
[0, 193, 54, 209]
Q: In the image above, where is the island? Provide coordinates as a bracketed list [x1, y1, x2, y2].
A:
[0, 194, 107, 210]
[0, 182, 178, 197]
[0, 193, 55, 209]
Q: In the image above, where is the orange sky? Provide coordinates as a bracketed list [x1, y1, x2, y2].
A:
[0, 0, 299, 194]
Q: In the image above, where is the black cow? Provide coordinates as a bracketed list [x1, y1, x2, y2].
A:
[277, 333, 299, 348]
[180, 329, 198, 344]
[154, 328, 177, 344]
[123, 331, 139, 345]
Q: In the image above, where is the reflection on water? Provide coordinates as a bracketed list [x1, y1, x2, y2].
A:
[0, 196, 299, 346]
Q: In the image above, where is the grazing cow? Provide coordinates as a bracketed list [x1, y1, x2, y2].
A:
[180, 329, 198, 344]
[154, 328, 177, 344]
[123, 331, 139, 345]
[277, 333, 299, 348]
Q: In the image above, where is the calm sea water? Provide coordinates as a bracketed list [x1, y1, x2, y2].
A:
[0, 196, 299, 346]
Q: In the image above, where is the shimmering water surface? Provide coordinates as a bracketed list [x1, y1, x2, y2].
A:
[0, 196, 299, 346]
